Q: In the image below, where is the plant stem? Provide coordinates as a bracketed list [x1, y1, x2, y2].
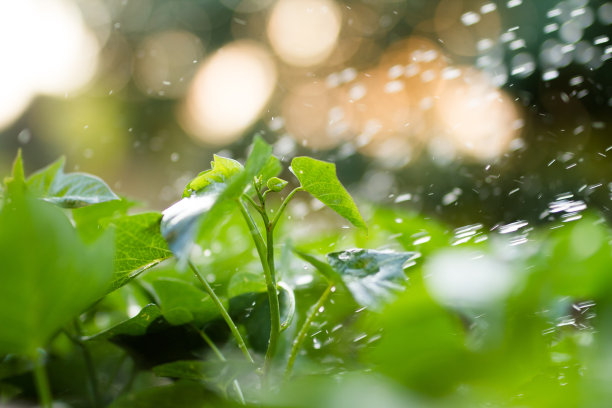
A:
[263, 221, 281, 375]
[242, 193, 266, 218]
[196, 328, 245, 405]
[70, 320, 100, 408]
[188, 260, 254, 364]
[238, 199, 267, 261]
[284, 283, 334, 379]
[32, 350, 52, 408]
[270, 187, 302, 230]
[239, 194, 280, 376]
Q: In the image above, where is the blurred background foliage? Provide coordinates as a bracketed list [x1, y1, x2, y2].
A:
[0, 0, 610, 227]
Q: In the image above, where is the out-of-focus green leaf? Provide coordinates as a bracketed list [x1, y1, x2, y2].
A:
[539, 215, 612, 298]
[72, 197, 135, 242]
[88, 304, 163, 341]
[362, 287, 468, 396]
[230, 285, 296, 352]
[3, 150, 25, 197]
[290, 156, 366, 231]
[0, 355, 32, 380]
[0, 193, 113, 356]
[105, 212, 173, 292]
[87, 304, 216, 368]
[153, 359, 255, 386]
[161, 136, 276, 262]
[26, 156, 119, 208]
[152, 278, 221, 326]
[109, 381, 233, 408]
[228, 271, 266, 298]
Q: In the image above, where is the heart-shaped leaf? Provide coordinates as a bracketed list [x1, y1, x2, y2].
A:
[161, 136, 278, 262]
[0, 192, 113, 356]
[26, 156, 119, 208]
[290, 157, 366, 231]
[297, 248, 418, 311]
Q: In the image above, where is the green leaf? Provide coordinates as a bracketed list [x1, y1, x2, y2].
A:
[183, 155, 244, 198]
[228, 271, 267, 298]
[72, 197, 135, 242]
[326, 249, 417, 311]
[3, 150, 26, 197]
[153, 359, 255, 386]
[290, 156, 366, 231]
[26, 156, 120, 208]
[105, 212, 173, 292]
[297, 248, 417, 311]
[230, 283, 296, 352]
[278, 281, 295, 331]
[267, 177, 288, 192]
[0, 193, 113, 356]
[293, 249, 340, 282]
[109, 381, 232, 408]
[162, 136, 277, 262]
[152, 278, 221, 326]
[87, 304, 164, 341]
[0, 355, 32, 380]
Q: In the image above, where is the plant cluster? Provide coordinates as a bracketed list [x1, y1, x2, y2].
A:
[3, 136, 612, 407]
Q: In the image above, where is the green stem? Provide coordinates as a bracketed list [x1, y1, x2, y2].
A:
[188, 260, 254, 364]
[71, 320, 100, 408]
[196, 328, 245, 405]
[242, 193, 266, 218]
[32, 351, 52, 408]
[284, 283, 334, 379]
[263, 221, 281, 375]
[238, 199, 267, 261]
[270, 187, 302, 230]
[239, 195, 280, 376]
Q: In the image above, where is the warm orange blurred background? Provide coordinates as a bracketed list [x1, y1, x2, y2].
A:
[0, 0, 610, 223]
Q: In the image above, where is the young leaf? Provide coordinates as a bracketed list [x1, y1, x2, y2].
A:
[267, 177, 288, 192]
[326, 249, 418, 311]
[182, 155, 243, 198]
[3, 150, 26, 196]
[290, 157, 366, 231]
[0, 193, 113, 356]
[105, 212, 173, 292]
[26, 156, 120, 208]
[152, 278, 222, 326]
[162, 136, 278, 262]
